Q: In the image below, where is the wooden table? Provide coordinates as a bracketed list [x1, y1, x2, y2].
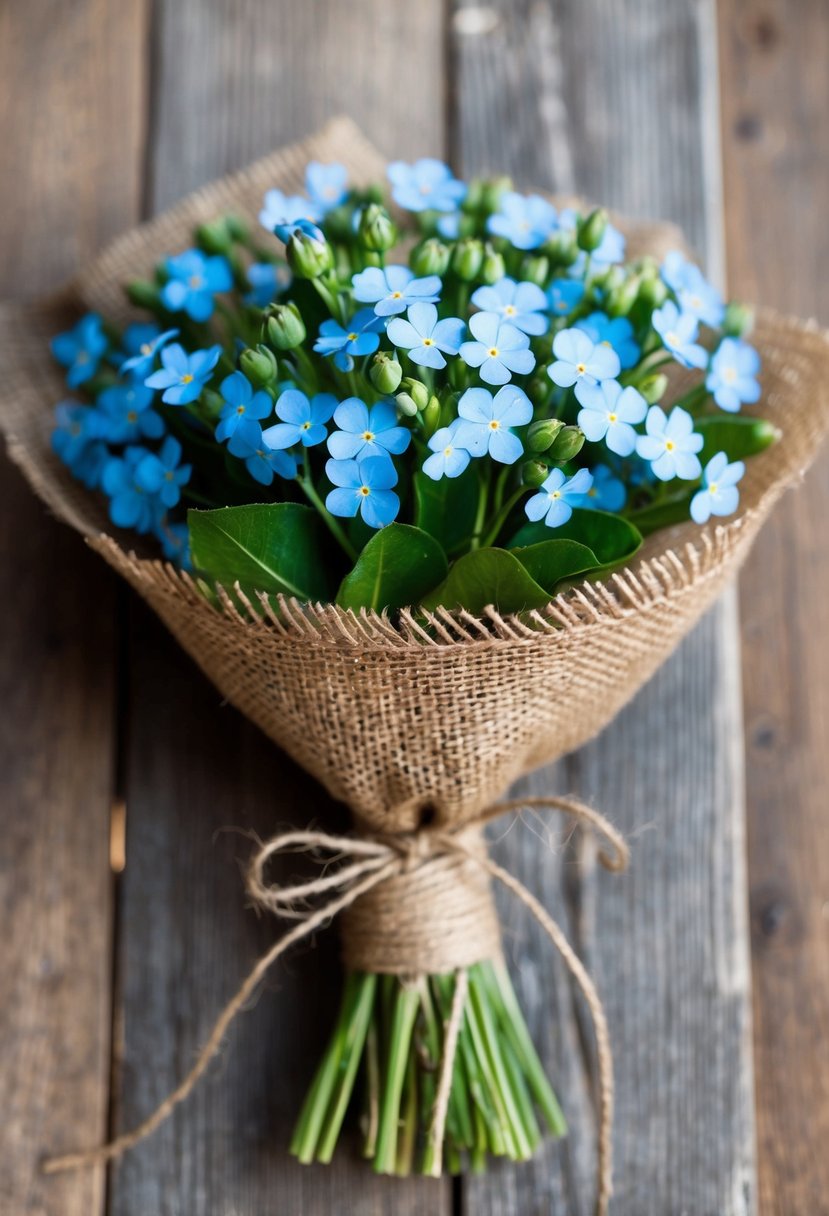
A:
[1, 3, 826, 1213]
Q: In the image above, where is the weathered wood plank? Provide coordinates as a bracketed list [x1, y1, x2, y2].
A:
[451, 1, 755, 1212]
[0, 2, 147, 1214]
[718, 2, 829, 1210]
[108, 3, 452, 1213]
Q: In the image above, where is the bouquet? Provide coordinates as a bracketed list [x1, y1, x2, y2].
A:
[2, 119, 828, 1211]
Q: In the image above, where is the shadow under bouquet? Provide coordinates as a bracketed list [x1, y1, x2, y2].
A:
[2, 118, 828, 1210]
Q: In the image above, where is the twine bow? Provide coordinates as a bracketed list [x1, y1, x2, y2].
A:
[44, 795, 628, 1216]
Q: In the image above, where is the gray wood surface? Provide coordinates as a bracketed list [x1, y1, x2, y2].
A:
[452, 1, 755, 1212]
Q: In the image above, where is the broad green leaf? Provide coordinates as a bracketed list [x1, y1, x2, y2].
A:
[188, 503, 334, 602]
[627, 493, 694, 537]
[511, 539, 601, 593]
[336, 523, 448, 612]
[413, 465, 479, 556]
[697, 415, 779, 464]
[421, 547, 554, 614]
[508, 508, 642, 569]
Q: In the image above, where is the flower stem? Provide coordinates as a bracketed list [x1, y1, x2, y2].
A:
[299, 461, 358, 562]
[315, 973, 377, 1162]
[480, 486, 527, 549]
[374, 983, 420, 1174]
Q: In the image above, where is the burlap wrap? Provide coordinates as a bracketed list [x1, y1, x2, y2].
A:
[2, 116, 829, 840]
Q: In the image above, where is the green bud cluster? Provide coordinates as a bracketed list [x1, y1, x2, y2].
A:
[264, 302, 306, 349]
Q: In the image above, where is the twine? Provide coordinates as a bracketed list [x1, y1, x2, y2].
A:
[44, 794, 628, 1216]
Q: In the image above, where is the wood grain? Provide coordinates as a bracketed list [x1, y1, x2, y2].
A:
[718, 2, 829, 1211]
[108, 4, 452, 1213]
[0, 2, 147, 1214]
[451, 1, 755, 1211]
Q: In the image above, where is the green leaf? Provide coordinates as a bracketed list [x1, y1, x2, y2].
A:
[511, 539, 601, 593]
[413, 465, 480, 555]
[697, 415, 779, 464]
[188, 503, 334, 602]
[336, 523, 448, 612]
[507, 508, 642, 569]
[421, 547, 554, 614]
[627, 493, 694, 537]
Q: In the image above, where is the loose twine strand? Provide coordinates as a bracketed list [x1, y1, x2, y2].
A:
[44, 794, 629, 1216]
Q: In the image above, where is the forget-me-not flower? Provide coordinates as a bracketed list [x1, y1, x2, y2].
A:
[459, 313, 535, 385]
[52, 401, 98, 468]
[577, 380, 647, 457]
[573, 464, 627, 512]
[471, 278, 548, 336]
[487, 193, 558, 250]
[652, 302, 708, 369]
[548, 328, 621, 406]
[313, 309, 384, 372]
[690, 451, 745, 523]
[215, 371, 273, 442]
[95, 382, 165, 443]
[352, 265, 441, 317]
[155, 518, 192, 569]
[263, 389, 337, 450]
[305, 161, 348, 213]
[327, 398, 410, 461]
[387, 302, 465, 370]
[525, 467, 594, 528]
[576, 311, 640, 370]
[706, 338, 761, 413]
[325, 455, 400, 529]
[422, 421, 472, 481]
[453, 385, 532, 464]
[547, 279, 585, 319]
[135, 436, 192, 509]
[160, 249, 233, 322]
[120, 324, 179, 382]
[102, 447, 155, 532]
[259, 188, 322, 234]
[245, 261, 292, 307]
[661, 250, 724, 328]
[635, 405, 703, 481]
[52, 313, 108, 388]
[387, 159, 466, 213]
[145, 343, 222, 405]
[228, 419, 297, 485]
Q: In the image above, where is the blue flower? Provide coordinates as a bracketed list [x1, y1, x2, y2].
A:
[160, 250, 233, 322]
[51, 313, 108, 388]
[547, 278, 585, 319]
[690, 451, 745, 523]
[705, 338, 761, 413]
[135, 436, 192, 509]
[652, 302, 708, 369]
[573, 464, 627, 512]
[95, 383, 165, 443]
[386, 302, 465, 370]
[215, 371, 273, 442]
[259, 188, 322, 234]
[102, 447, 156, 532]
[635, 405, 703, 481]
[52, 401, 101, 472]
[575, 311, 640, 370]
[471, 278, 549, 336]
[262, 389, 337, 449]
[661, 250, 724, 328]
[155, 518, 192, 568]
[577, 380, 647, 457]
[548, 328, 621, 406]
[453, 385, 532, 464]
[120, 325, 179, 382]
[327, 398, 410, 461]
[437, 213, 461, 239]
[145, 343, 222, 405]
[245, 261, 292, 307]
[306, 161, 348, 213]
[228, 418, 297, 485]
[387, 159, 466, 213]
[325, 455, 400, 529]
[525, 467, 594, 528]
[487, 193, 558, 250]
[352, 265, 441, 317]
[459, 313, 535, 386]
[313, 308, 384, 372]
[422, 422, 472, 481]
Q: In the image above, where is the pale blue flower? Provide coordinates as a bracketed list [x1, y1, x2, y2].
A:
[525, 467, 594, 528]
[387, 159, 466, 213]
[313, 309, 384, 372]
[573, 464, 627, 512]
[327, 398, 410, 461]
[387, 302, 465, 370]
[145, 343, 222, 405]
[471, 278, 548, 336]
[422, 421, 472, 481]
[52, 313, 108, 388]
[547, 279, 584, 319]
[487, 192, 558, 250]
[306, 161, 348, 213]
[690, 451, 745, 523]
[228, 418, 297, 485]
[576, 311, 639, 370]
[135, 436, 192, 509]
[661, 250, 724, 328]
[120, 325, 179, 381]
[325, 455, 400, 529]
[262, 389, 336, 450]
[652, 302, 708, 370]
[160, 249, 233, 322]
[548, 328, 621, 406]
[706, 338, 761, 413]
[352, 265, 441, 317]
[259, 188, 322, 233]
[216, 371, 273, 442]
[453, 385, 532, 464]
[459, 313, 535, 385]
[245, 261, 292, 307]
[102, 447, 155, 532]
[635, 405, 703, 481]
[577, 380, 647, 457]
[437, 212, 461, 239]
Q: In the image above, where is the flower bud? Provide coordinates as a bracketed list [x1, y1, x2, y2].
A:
[519, 254, 550, 287]
[398, 378, 430, 411]
[452, 238, 484, 282]
[196, 217, 234, 256]
[286, 229, 334, 279]
[577, 207, 609, 253]
[370, 352, 403, 395]
[395, 392, 419, 418]
[201, 387, 225, 417]
[527, 417, 565, 453]
[723, 301, 755, 338]
[127, 279, 161, 310]
[522, 459, 549, 488]
[264, 301, 306, 350]
[358, 203, 397, 253]
[638, 372, 669, 405]
[240, 344, 278, 388]
[422, 395, 442, 437]
[542, 230, 579, 267]
[481, 243, 506, 285]
[637, 276, 668, 309]
[481, 176, 513, 215]
[606, 275, 641, 318]
[463, 179, 485, 212]
[410, 238, 451, 278]
[596, 265, 625, 294]
[226, 215, 250, 244]
[548, 425, 585, 462]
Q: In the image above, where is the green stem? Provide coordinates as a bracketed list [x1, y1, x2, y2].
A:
[480, 486, 527, 549]
[299, 459, 358, 561]
[316, 973, 378, 1162]
[469, 466, 491, 551]
[374, 983, 420, 1174]
[468, 967, 533, 1160]
[362, 1018, 381, 1159]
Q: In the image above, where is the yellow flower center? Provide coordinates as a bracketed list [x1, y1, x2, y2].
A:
[188, 275, 203, 289]
[423, 338, 434, 346]
[347, 332, 358, 341]
[360, 485, 371, 496]
[488, 347, 500, 358]
[505, 305, 516, 316]
[391, 291, 403, 299]
[723, 367, 737, 383]
[665, 439, 676, 451]
[140, 342, 153, 355]
[180, 373, 194, 384]
[362, 430, 375, 442]
[444, 446, 453, 457]
[709, 481, 719, 494]
[607, 412, 618, 423]
[127, 410, 138, 424]
[550, 490, 561, 500]
[489, 420, 500, 430]
[665, 331, 679, 347]
[576, 362, 586, 374]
